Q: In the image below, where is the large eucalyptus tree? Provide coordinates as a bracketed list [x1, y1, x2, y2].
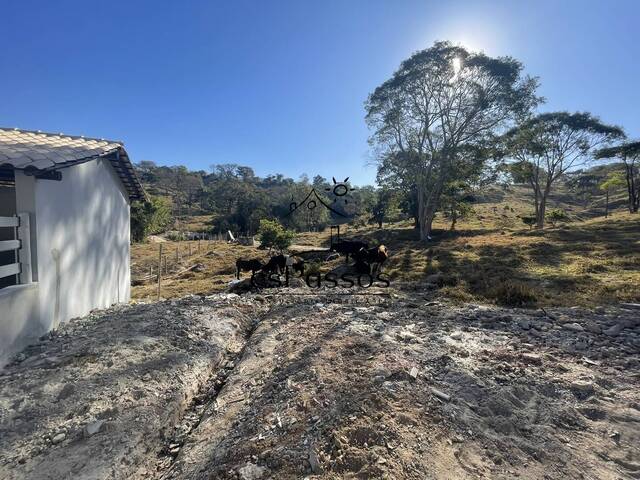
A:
[365, 41, 540, 240]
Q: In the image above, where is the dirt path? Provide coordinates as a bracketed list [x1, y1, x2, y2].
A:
[2, 289, 640, 479]
[159, 291, 640, 479]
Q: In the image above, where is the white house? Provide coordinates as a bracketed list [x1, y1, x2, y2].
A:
[0, 128, 144, 366]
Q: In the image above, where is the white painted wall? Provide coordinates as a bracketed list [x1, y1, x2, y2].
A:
[0, 159, 131, 366]
[0, 283, 40, 363]
[34, 158, 131, 329]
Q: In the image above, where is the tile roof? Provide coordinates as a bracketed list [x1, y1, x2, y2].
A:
[0, 128, 145, 200]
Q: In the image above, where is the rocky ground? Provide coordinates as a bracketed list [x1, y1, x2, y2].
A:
[1, 286, 639, 479]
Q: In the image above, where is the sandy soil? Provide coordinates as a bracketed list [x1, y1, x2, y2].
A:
[1, 287, 639, 479]
[0, 294, 268, 480]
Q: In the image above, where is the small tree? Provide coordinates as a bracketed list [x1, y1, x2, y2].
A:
[257, 219, 295, 253]
[371, 189, 398, 228]
[545, 208, 569, 227]
[130, 196, 172, 242]
[521, 215, 537, 230]
[595, 141, 640, 213]
[502, 112, 624, 228]
[440, 181, 475, 230]
[599, 171, 627, 217]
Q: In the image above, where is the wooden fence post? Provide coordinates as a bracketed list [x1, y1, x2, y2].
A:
[157, 243, 163, 300]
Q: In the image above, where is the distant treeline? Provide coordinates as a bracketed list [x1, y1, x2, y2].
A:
[132, 162, 404, 239]
[130, 158, 625, 243]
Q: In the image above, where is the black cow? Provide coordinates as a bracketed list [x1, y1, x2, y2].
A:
[353, 245, 389, 274]
[235, 258, 263, 279]
[262, 254, 288, 274]
[330, 240, 369, 262]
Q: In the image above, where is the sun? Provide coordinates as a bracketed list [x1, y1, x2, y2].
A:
[326, 177, 355, 204]
[452, 57, 462, 75]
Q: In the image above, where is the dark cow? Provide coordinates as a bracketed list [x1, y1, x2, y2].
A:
[353, 245, 389, 274]
[330, 240, 369, 262]
[262, 254, 288, 274]
[235, 258, 263, 279]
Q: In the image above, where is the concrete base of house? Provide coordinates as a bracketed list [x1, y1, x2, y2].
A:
[0, 282, 44, 367]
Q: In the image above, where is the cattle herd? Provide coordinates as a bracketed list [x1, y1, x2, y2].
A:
[235, 238, 388, 282]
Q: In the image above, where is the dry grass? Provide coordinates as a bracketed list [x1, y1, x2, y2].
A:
[357, 211, 639, 307]
[131, 186, 639, 307]
[131, 239, 267, 301]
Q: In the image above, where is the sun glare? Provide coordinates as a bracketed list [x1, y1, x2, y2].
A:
[452, 57, 462, 74]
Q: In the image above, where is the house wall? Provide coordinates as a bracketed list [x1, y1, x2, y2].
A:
[0, 159, 131, 366]
[33, 158, 131, 330]
[0, 283, 40, 364]
[0, 175, 41, 366]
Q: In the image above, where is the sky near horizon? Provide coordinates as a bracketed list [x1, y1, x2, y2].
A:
[1, 0, 638, 186]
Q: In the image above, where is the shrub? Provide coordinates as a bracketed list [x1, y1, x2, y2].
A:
[257, 219, 295, 252]
[131, 196, 172, 242]
[545, 209, 570, 227]
[491, 281, 538, 307]
[165, 231, 186, 241]
[520, 215, 537, 229]
[305, 261, 322, 276]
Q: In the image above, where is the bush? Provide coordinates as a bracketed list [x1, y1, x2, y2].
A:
[491, 281, 538, 307]
[520, 215, 537, 229]
[545, 208, 570, 227]
[131, 196, 172, 242]
[257, 219, 295, 252]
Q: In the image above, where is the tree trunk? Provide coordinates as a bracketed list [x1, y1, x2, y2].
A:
[605, 189, 609, 218]
[419, 210, 435, 241]
[536, 183, 552, 229]
[450, 211, 457, 231]
[624, 158, 639, 213]
[535, 194, 545, 229]
[417, 182, 439, 241]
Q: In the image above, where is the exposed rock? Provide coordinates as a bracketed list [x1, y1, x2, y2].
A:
[518, 320, 531, 331]
[431, 388, 451, 402]
[238, 462, 268, 480]
[620, 303, 640, 311]
[584, 321, 602, 334]
[84, 420, 104, 437]
[308, 449, 322, 474]
[521, 353, 543, 365]
[562, 323, 584, 332]
[51, 433, 66, 444]
[450, 331, 463, 340]
[570, 380, 596, 400]
[603, 324, 624, 337]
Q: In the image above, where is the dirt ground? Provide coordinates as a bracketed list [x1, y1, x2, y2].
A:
[1, 285, 639, 479]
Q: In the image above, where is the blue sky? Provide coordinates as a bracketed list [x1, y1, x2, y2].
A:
[1, 0, 638, 185]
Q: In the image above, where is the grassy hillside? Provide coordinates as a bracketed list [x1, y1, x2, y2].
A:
[132, 183, 639, 307]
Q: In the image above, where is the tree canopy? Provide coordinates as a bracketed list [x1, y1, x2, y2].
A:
[501, 111, 624, 227]
[366, 41, 541, 240]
